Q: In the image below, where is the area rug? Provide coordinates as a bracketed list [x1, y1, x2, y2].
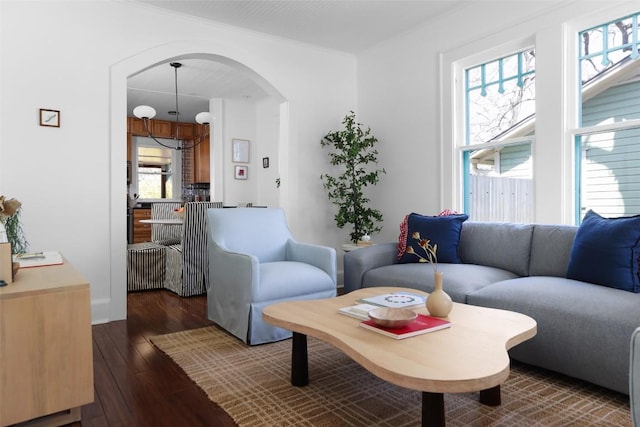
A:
[150, 325, 631, 426]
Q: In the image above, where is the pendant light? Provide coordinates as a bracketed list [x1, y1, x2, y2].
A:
[133, 62, 214, 151]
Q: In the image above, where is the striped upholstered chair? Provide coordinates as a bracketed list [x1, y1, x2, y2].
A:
[126, 202, 181, 292]
[150, 202, 182, 245]
[126, 241, 167, 292]
[165, 201, 223, 296]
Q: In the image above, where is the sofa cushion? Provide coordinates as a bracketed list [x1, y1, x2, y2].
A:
[528, 224, 577, 277]
[362, 262, 518, 303]
[397, 210, 460, 260]
[398, 213, 468, 264]
[566, 209, 640, 293]
[459, 222, 534, 276]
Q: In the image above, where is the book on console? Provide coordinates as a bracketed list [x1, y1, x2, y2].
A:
[13, 251, 63, 268]
[357, 291, 426, 308]
[360, 313, 451, 339]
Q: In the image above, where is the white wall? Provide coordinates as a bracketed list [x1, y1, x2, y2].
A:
[212, 97, 279, 207]
[357, 1, 640, 244]
[0, 0, 356, 322]
[255, 98, 282, 208]
[222, 99, 257, 206]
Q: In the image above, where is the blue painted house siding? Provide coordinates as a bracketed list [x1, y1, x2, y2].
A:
[581, 80, 640, 216]
[500, 143, 532, 178]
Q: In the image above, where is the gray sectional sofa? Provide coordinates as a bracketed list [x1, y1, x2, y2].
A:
[344, 221, 640, 395]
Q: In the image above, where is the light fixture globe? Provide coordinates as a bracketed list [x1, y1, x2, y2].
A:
[195, 112, 214, 125]
[133, 105, 156, 120]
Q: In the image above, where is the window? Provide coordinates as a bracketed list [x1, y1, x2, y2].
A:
[134, 137, 182, 201]
[461, 48, 536, 223]
[575, 11, 640, 221]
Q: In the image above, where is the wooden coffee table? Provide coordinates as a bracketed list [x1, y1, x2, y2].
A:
[262, 286, 537, 426]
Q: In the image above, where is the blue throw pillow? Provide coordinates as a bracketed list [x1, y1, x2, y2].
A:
[566, 210, 640, 293]
[398, 212, 468, 264]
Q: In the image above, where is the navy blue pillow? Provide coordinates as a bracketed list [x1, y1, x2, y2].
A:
[566, 210, 640, 293]
[398, 213, 468, 264]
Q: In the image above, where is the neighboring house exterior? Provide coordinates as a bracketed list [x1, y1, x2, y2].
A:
[469, 59, 640, 223]
[581, 78, 640, 217]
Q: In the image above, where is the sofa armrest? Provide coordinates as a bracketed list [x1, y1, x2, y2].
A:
[343, 242, 398, 293]
[631, 327, 640, 427]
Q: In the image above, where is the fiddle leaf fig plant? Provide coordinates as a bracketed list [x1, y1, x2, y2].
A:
[321, 111, 385, 243]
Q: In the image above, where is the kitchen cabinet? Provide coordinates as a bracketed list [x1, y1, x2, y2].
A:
[128, 117, 171, 138]
[127, 133, 132, 162]
[194, 124, 210, 183]
[0, 259, 93, 426]
[128, 117, 195, 140]
[128, 117, 147, 136]
[133, 208, 152, 243]
[176, 122, 195, 140]
[152, 120, 173, 138]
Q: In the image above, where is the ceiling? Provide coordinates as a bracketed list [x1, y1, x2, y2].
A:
[127, 59, 269, 123]
[128, 0, 466, 123]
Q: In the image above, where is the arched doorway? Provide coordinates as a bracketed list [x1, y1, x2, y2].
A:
[110, 43, 288, 320]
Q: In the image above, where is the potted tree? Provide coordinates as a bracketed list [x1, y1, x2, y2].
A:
[321, 111, 385, 244]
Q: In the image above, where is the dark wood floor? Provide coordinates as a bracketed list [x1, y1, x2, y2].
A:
[70, 290, 237, 427]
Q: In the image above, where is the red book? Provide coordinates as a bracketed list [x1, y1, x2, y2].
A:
[360, 313, 451, 339]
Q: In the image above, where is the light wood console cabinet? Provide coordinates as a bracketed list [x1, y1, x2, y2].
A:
[0, 260, 93, 426]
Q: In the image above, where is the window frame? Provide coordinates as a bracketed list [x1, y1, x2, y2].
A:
[441, 36, 536, 217]
[440, 3, 640, 226]
[132, 136, 183, 203]
[568, 7, 640, 223]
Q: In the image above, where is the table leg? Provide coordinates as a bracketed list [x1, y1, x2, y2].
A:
[479, 385, 501, 406]
[291, 332, 308, 386]
[422, 392, 445, 427]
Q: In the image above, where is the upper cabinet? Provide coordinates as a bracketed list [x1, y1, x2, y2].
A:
[128, 117, 180, 139]
[176, 123, 195, 140]
[151, 120, 173, 138]
[128, 117, 147, 136]
[194, 124, 210, 183]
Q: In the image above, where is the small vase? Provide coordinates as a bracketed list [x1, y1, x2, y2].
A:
[426, 271, 452, 318]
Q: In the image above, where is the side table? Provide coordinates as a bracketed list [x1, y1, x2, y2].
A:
[341, 243, 374, 252]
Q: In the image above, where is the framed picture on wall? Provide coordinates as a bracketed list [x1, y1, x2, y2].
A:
[39, 108, 60, 127]
[234, 165, 248, 180]
[232, 139, 250, 163]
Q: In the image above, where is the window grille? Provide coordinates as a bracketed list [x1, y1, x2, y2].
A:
[579, 12, 640, 84]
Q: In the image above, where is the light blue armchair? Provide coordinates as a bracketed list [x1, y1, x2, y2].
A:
[206, 208, 337, 345]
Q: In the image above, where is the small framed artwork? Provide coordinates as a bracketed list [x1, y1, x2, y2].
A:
[39, 109, 60, 127]
[232, 139, 250, 163]
[234, 165, 248, 180]
[262, 157, 269, 168]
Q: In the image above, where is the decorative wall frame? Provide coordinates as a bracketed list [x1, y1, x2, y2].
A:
[39, 109, 60, 127]
[232, 139, 250, 163]
[262, 157, 269, 168]
[234, 165, 248, 180]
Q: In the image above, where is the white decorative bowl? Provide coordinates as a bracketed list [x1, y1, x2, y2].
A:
[368, 307, 417, 328]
